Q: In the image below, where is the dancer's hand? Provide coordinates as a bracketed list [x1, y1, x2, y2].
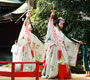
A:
[79, 41, 86, 45]
[27, 10, 32, 17]
[51, 10, 56, 13]
[50, 10, 56, 19]
[55, 42, 58, 46]
[71, 38, 86, 45]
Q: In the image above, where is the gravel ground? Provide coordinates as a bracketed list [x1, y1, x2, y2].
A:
[0, 74, 90, 80]
[0, 66, 90, 80]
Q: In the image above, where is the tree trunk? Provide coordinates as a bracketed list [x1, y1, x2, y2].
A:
[26, 0, 36, 10]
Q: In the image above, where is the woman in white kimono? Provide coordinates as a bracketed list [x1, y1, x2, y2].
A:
[41, 10, 82, 79]
[16, 10, 45, 72]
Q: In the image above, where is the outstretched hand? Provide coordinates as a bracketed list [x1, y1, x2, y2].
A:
[71, 38, 86, 45]
[79, 41, 86, 45]
[51, 10, 56, 15]
[50, 10, 56, 19]
[51, 10, 56, 13]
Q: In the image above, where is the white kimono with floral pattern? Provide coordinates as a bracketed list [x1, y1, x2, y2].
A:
[15, 17, 45, 72]
[43, 21, 80, 78]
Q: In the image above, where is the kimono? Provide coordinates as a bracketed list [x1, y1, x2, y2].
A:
[42, 17, 80, 78]
[16, 15, 45, 72]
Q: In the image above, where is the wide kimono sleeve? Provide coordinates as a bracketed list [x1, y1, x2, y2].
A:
[18, 23, 28, 47]
[63, 35, 80, 66]
[31, 33, 46, 62]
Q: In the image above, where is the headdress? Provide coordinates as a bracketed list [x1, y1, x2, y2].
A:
[58, 17, 65, 23]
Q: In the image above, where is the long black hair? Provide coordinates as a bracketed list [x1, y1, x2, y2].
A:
[54, 19, 60, 26]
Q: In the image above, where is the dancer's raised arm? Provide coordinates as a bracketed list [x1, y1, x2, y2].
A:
[50, 10, 56, 20]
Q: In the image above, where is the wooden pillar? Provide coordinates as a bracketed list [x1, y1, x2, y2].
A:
[26, 0, 36, 10]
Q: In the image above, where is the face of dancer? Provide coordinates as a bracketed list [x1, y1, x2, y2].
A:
[58, 21, 64, 29]
[29, 27, 32, 31]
